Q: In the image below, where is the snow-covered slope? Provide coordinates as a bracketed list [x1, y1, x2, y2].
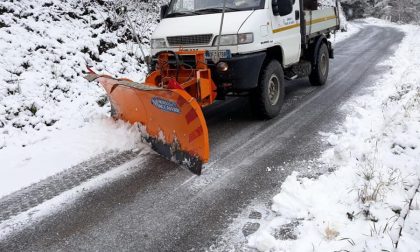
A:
[0, 0, 158, 148]
[0, 0, 162, 197]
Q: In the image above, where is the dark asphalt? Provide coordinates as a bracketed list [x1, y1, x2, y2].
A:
[0, 24, 404, 251]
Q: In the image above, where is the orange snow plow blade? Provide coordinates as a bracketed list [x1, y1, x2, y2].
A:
[85, 51, 216, 175]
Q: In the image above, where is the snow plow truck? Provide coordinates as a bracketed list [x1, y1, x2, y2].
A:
[85, 0, 340, 175]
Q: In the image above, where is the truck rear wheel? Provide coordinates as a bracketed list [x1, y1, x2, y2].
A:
[309, 42, 329, 86]
[251, 60, 285, 119]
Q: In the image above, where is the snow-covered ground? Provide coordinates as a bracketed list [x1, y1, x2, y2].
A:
[0, 0, 160, 197]
[248, 18, 420, 251]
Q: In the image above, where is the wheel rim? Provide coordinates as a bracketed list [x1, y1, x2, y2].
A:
[320, 52, 328, 76]
[268, 74, 280, 106]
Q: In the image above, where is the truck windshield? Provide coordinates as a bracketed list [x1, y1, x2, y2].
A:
[166, 0, 265, 17]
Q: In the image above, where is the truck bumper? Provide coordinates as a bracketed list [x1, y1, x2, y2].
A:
[210, 51, 266, 91]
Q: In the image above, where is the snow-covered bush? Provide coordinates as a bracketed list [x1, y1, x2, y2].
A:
[340, 0, 420, 24]
[0, 0, 164, 149]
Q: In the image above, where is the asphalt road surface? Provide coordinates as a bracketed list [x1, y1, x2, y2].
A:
[0, 23, 404, 251]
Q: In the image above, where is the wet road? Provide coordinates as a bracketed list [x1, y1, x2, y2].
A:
[0, 24, 404, 251]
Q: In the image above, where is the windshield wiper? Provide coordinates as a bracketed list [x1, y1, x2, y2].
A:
[166, 11, 195, 18]
[193, 7, 241, 14]
[166, 7, 241, 18]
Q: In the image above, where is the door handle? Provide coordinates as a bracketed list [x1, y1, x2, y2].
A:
[295, 10, 300, 20]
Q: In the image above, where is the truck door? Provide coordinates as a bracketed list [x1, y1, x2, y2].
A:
[270, 0, 301, 66]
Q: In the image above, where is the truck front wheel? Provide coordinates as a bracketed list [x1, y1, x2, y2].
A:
[309, 42, 329, 86]
[251, 60, 285, 119]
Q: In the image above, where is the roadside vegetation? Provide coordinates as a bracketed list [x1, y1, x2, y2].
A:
[341, 0, 420, 24]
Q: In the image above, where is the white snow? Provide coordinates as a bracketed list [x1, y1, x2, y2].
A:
[331, 21, 362, 44]
[0, 0, 157, 197]
[248, 18, 420, 252]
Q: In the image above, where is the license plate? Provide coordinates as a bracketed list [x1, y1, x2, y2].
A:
[205, 50, 232, 60]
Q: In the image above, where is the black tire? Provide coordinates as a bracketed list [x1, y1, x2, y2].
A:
[250, 60, 285, 119]
[309, 42, 329, 86]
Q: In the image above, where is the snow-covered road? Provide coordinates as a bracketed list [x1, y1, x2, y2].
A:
[0, 23, 406, 251]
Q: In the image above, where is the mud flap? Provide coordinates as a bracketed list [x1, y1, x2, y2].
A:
[86, 74, 209, 175]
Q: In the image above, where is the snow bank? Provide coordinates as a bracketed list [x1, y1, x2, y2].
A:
[0, 0, 160, 197]
[331, 21, 361, 44]
[248, 19, 420, 251]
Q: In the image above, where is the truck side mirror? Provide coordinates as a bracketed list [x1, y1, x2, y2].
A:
[160, 4, 169, 20]
[272, 0, 293, 16]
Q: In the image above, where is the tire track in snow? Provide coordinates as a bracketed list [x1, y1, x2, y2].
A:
[0, 150, 140, 223]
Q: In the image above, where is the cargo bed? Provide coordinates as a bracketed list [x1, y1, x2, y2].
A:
[304, 7, 340, 38]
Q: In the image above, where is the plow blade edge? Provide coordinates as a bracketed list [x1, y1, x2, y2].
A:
[89, 74, 210, 175]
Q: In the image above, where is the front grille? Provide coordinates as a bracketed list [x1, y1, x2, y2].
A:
[167, 34, 213, 46]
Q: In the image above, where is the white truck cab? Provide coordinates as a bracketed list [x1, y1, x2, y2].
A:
[150, 0, 340, 118]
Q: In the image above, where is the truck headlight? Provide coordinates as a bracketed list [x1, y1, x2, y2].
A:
[213, 33, 254, 46]
[238, 33, 254, 44]
[215, 35, 237, 46]
[151, 38, 167, 49]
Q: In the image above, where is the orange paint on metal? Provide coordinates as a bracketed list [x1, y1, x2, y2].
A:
[189, 126, 203, 143]
[185, 108, 198, 124]
[91, 50, 215, 165]
[176, 95, 187, 107]
[99, 78, 210, 163]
